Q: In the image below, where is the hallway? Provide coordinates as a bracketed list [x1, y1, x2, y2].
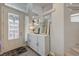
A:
[0, 3, 79, 56]
[65, 46, 79, 56]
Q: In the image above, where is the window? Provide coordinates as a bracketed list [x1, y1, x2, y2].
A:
[71, 13, 79, 22]
[8, 13, 19, 40]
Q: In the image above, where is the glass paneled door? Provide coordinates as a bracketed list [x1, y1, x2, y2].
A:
[1, 6, 25, 53]
[8, 13, 19, 40]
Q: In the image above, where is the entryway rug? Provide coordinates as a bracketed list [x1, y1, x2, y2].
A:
[0, 46, 27, 56]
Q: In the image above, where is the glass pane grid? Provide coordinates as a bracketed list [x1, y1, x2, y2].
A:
[8, 13, 19, 40]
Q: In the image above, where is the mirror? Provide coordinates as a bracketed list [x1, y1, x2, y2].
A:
[29, 14, 50, 35]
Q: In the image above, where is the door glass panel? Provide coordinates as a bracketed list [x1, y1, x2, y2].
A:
[8, 13, 19, 40]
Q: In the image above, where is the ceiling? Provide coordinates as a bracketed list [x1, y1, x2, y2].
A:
[6, 3, 79, 11]
[31, 3, 52, 14]
[5, 3, 52, 15]
[6, 3, 52, 10]
[32, 3, 52, 8]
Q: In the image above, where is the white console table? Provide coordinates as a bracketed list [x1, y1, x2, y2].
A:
[27, 33, 49, 56]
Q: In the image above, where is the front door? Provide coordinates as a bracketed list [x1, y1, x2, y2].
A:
[1, 6, 25, 53]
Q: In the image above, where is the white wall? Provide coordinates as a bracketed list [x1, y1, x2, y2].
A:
[64, 6, 79, 51]
[50, 4, 64, 56]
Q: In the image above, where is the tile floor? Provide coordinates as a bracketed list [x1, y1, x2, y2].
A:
[19, 46, 39, 56]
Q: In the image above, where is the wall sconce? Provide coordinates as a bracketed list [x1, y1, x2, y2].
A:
[29, 26, 35, 32]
